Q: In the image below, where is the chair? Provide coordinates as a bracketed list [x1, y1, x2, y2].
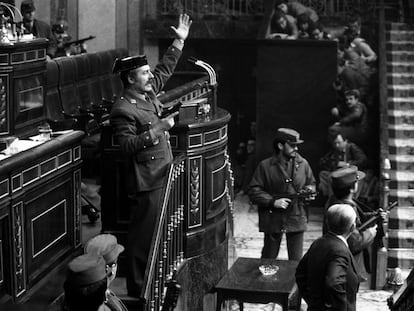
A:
[55, 56, 98, 134]
[96, 50, 116, 103]
[73, 54, 108, 123]
[45, 60, 75, 130]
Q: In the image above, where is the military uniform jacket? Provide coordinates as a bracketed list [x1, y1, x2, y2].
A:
[296, 233, 360, 311]
[110, 45, 182, 194]
[248, 153, 315, 233]
[19, 19, 57, 58]
[319, 142, 368, 172]
[105, 289, 128, 311]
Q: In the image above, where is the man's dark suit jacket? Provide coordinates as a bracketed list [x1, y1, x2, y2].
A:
[296, 233, 360, 311]
[20, 19, 57, 58]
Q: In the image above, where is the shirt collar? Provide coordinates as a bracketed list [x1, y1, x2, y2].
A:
[124, 88, 146, 101]
[336, 234, 349, 248]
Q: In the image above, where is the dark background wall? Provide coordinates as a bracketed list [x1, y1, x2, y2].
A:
[159, 39, 338, 179]
[159, 38, 257, 154]
[255, 40, 338, 176]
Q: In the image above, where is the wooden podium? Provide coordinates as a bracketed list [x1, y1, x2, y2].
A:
[0, 39, 85, 303]
[100, 74, 232, 310]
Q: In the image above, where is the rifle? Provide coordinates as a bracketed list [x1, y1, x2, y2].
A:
[63, 35, 96, 48]
[273, 189, 317, 202]
[358, 201, 398, 232]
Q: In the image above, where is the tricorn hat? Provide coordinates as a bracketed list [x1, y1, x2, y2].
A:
[331, 165, 365, 189]
[112, 55, 148, 73]
[66, 254, 107, 286]
[85, 234, 124, 264]
[21, 0, 35, 13]
[274, 128, 304, 144]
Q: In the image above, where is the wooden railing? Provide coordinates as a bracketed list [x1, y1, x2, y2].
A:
[142, 154, 186, 310]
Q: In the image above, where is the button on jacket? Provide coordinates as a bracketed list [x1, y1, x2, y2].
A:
[248, 153, 315, 233]
[110, 45, 182, 194]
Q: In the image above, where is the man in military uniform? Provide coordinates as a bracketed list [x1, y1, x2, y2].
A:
[85, 234, 127, 311]
[248, 128, 315, 260]
[324, 166, 387, 281]
[63, 254, 109, 311]
[110, 13, 192, 297]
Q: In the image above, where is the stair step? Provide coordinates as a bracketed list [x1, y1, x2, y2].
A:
[389, 144, 414, 156]
[389, 206, 414, 230]
[388, 229, 414, 248]
[389, 138, 414, 147]
[387, 72, 414, 84]
[388, 112, 414, 126]
[389, 109, 414, 117]
[387, 248, 414, 270]
[389, 181, 414, 193]
[388, 97, 414, 110]
[387, 62, 414, 73]
[387, 41, 414, 51]
[389, 154, 414, 162]
[387, 30, 414, 41]
[389, 155, 414, 171]
[386, 23, 414, 31]
[387, 51, 414, 62]
[390, 170, 414, 181]
[388, 85, 414, 97]
[389, 123, 414, 130]
[388, 124, 414, 139]
[390, 190, 414, 206]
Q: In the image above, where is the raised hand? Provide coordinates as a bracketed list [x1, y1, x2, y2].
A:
[170, 13, 192, 41]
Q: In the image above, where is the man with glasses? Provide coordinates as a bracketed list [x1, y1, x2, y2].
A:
[85, 234, 127, 311]
[248, 128, 315, 260]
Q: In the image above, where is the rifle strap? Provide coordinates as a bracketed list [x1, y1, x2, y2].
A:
[275, 158, 300, 194]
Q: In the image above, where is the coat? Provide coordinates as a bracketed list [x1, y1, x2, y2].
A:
[319, 142, 368, 172]
[323, 199, 376, 277]
[248, 153, 315, 233]
[20, 19, 57, 58]
[296, 233, 360, 311]
[110, 45, 182, 194]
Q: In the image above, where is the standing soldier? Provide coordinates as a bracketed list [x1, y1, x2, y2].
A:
[110, 14, 192, 298]
[248, 128, 316, 260]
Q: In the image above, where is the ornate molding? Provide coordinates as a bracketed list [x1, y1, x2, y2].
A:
[13, 202, 26, 297]
[188, 157, 202, 228]
[74, 169, 81, 246]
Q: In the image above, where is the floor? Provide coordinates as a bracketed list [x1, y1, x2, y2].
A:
[21, 180, 394, 310]
[230, 193, 393, 311]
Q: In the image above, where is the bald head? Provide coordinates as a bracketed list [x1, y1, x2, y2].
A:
[326, 204, 356, 235]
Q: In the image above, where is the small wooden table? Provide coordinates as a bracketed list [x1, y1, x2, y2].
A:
[215, 257, 299, 311]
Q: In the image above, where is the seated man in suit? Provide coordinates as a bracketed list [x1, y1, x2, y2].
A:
[19, 0, 57, 59]
[318, 130, 367, 197]
[296, 203, 360, 311]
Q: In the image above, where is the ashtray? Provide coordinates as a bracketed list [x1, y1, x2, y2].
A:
[259, 264, 279, 276]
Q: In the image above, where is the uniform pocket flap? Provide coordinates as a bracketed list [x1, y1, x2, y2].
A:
[135, 151, 165, 162]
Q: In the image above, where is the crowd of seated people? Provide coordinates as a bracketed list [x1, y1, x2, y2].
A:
[260, 3, 381, 210]
[320, 15, 379, 210]
[263, 0, 333, 41]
